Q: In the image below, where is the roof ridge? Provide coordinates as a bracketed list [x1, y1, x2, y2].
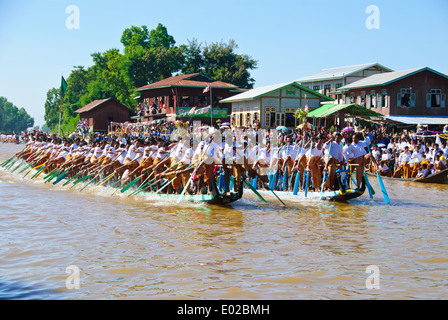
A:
[320, 62, 377, 71]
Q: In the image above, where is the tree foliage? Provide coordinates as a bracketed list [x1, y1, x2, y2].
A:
[44, 23, 257, 133]
[0, 97, 35, 133]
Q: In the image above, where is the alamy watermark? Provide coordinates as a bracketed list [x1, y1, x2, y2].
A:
[365, 265, 380, 289]
[66, 5, 80, 30]
[365, 5, 380, 30]
[66, 265, 80, 289]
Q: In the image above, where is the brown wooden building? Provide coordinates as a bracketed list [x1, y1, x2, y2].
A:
[74, 98, 132, 132]
[339, 67, 448, 124]
[134, 73, 245, 125]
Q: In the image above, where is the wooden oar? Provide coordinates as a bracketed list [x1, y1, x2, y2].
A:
[265, 185, 286, 206]
[363, 170, 374, 199]
[93, 172, 115, 190]
[6, 158, 19, 170]
[320, 142, 332, 199]
[376, 171, 390, 204]
[176, 142, 212, 204]
[293, 170, 300, 195]
[31, 165, 47, 179]
[62, 170, 83, 187]
[366, 143, 390, 204]
[52, 168, 72, 185]
[18, 162, 32, 174]
[43, 168, 60, 182]
[10, 161, 25, 173]
[152, 165, 192, 196]
[131, 162, 188, 197]
[243, 180, 267, 203]
[127, 153, 179, 194]
[70, 174, 93, 188]
[23, 163, 45, 178]
[120, 168, 151, 193]
[79, 175, 98, 192]
[305, 142, 313, 198]
[120, 151, 171, 193]
[1, 156, 15, 167]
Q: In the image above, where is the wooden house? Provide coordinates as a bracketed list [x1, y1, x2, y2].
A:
[74, 98, 132, 132]
[339, 67, 448, 125]
[134, 73, 245, 125]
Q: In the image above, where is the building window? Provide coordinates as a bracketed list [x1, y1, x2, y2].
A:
[426, 89, 446, 108]
[367, 90, 376, 108]
[350, 93, 355, 104]
[378, 89, 388, 108]
[397, 88, 417, 107]
[276, 113, 285, 127]
[397, 88, 413, 107]
[265, 107, 276, 128]
[324, 84, 331, 96]
[335, 83, 343, 89]
[360, 91, 366, 107]
[285, 107, 296, 127]
[313, 85, 320, 91]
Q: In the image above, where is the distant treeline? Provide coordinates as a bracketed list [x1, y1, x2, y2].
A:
[0, 97, 35, 133]
[44, 23, 258, 133]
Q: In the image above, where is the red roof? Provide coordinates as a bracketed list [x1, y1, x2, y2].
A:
[74, 98, 128, 113]
[135, 73, 239, 91]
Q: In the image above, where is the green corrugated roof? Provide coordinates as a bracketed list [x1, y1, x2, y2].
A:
[307, 103, 383, 118]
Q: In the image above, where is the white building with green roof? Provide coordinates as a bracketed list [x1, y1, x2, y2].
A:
[220, 81, 333, 129]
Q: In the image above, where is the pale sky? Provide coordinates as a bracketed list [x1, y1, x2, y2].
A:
[1, 0, 447, 126]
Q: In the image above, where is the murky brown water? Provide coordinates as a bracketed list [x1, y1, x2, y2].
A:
[1, 143, 447, 300]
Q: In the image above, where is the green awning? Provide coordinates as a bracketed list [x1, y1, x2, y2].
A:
[307, 103, 383, 118]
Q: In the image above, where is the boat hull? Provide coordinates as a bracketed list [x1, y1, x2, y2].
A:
[146, 181, 244, 205]
[246, 176, 366, 202]
[367, 168, 448, 184]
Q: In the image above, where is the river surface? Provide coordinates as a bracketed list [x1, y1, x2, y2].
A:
[1, 143, 447, 300]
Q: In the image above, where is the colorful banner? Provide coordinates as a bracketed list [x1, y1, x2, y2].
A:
[177, 106, 228, 118]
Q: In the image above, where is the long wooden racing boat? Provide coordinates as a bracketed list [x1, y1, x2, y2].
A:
[9, 159, 244, 205]
[367, 168, 448, 185]
[140, 181, 244, 205]
[244, 172, 367, 202]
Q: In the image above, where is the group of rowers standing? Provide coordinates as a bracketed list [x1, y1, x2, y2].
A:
[12, 129, 379, 195]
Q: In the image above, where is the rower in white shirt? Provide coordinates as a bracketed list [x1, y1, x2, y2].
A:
[345, 133, 377, 187]
[253, 141, 271, 186]
[393, 146, 412, 178]
[323, 133, 344, 190]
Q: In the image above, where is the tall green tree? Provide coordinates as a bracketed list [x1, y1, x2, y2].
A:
[181, 38, 205, 75]
[120, 24, 184, 87]
[202, 39, 257, 89]
[0, 97, 34, 133]
[43, 23, 258, 132]
[43, 88, 61, 130]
